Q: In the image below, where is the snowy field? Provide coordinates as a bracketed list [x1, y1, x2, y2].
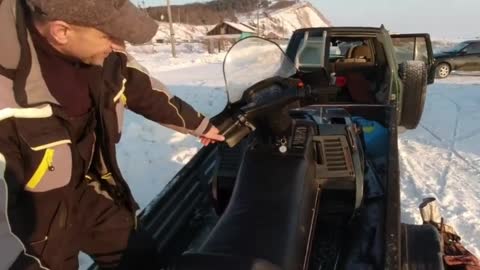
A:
[80, 44, 479, 268]
[400, 71, 480, 256]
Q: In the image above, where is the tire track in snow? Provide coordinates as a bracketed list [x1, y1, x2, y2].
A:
[400, 81, 480, 257]
[399, 140, 426, 224]
[427, 93, 480, 196]
[451, 150, 480, 178]
[437, 93, 480, 193]
[436, 94, 460, 196]
[419, 124, 444, 143]
[456, 127, 480, 142]
[399, 142, 424, 199]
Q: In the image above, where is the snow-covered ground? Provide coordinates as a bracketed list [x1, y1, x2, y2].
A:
[400, 71, 480, 256]
[80, 44, 479, 268]
[116, 44, 227, 210]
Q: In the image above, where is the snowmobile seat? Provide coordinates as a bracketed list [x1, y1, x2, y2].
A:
[184, 141, 318, 270]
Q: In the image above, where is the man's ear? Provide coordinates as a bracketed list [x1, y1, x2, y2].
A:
[111, 38, 126, 52]
[48, 21, 71, 45]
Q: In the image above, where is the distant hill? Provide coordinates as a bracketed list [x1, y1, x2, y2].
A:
[144, 0, 298, 25]
[150, 1, 330, 42]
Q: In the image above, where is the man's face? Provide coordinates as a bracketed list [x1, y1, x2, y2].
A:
[35, 19, 128, 65]
[63, 25, 125, 65]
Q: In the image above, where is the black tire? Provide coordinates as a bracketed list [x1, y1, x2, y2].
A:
[435, 63, 451, 79]
[399, 61, 428, 129]
[401, 224, 444, 270]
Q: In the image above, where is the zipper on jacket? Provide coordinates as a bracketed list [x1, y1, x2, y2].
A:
[85, 133, 97, 175]
[91, 67, 138, 214]
[26, 149, 55, 189]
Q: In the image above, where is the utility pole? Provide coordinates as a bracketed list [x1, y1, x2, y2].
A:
[256, 0, 260, 36]
[166, 0, 176, 57]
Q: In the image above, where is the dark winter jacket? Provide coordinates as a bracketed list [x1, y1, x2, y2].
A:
[0, 0, 211, 268]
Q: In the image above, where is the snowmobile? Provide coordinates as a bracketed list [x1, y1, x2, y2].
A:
[133, 36, 445, 270]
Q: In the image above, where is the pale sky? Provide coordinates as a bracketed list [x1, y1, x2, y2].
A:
[135, 0, 479, 39]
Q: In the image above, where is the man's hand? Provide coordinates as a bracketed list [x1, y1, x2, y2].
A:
[200, 126, 225, 146]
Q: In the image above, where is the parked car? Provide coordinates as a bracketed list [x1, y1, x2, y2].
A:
[434, 40, 480, 78]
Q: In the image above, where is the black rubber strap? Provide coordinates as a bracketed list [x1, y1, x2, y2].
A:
[0, 65, 16, 80]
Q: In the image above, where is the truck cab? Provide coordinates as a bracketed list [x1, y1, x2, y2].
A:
[286, 26, 435, 129]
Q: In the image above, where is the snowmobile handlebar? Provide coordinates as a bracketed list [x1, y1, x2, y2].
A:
[218, 78, 321, 148]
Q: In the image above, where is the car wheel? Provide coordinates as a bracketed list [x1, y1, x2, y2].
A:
[399, 61, 428, 129]
[435, 63, 451, 78]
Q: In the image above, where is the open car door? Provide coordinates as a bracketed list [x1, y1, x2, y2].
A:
[391, 34, 435, 84]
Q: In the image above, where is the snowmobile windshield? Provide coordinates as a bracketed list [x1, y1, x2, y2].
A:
[223, 37, 297, 104]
